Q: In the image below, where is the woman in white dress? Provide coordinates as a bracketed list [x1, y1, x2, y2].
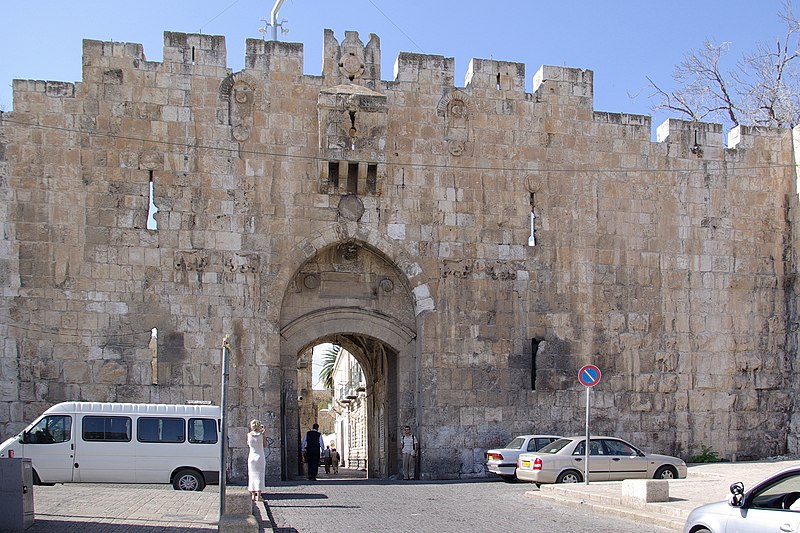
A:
[247, 419, 267, 501]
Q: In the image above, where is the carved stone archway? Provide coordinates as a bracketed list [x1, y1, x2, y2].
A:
[278, 244, 417, 480]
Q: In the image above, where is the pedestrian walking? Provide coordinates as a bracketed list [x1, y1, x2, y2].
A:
[330, 446, 340, 474]
[400, 425, 418, 480]
[247, 419, 267, 501]
[302, 423, 324, 481]
[323, 446, 332, 474]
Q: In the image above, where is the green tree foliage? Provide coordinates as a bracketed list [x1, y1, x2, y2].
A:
[319, 344, 342, 391]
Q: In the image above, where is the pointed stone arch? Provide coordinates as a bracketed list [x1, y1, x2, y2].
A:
[267, 222, 435, 325]
[275, 230, 425, 479]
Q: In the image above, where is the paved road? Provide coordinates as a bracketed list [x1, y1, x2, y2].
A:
[22, 470, 670, 533]
[263, 476, 673, 533]
[25, 460, 800, 532]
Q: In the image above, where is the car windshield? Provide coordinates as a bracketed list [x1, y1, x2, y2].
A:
[538, 438, 572, 454]
[751, 473, 800, 509]
[505, 437, 525, 449]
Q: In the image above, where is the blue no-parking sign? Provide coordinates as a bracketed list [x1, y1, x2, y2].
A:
[578, 364, 601, 387]
[578, 364, 601, 485]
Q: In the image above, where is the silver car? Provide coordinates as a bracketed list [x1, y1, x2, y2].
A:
[485, 434, 561, 482]
[515, 435, 687, 484]
[684, 466, 800, 533]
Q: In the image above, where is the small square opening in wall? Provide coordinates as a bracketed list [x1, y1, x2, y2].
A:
[328, 161, 340, 190]
[347, 163, 358, 194]
[367, 164, 377, 194]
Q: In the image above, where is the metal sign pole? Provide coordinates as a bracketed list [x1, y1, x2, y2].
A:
[219, 335, 230, 518]
[578, 364, 601, 486]
[584, 385, 590, 485]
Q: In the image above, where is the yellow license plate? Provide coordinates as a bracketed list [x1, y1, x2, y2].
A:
[522, 460, 530, 467]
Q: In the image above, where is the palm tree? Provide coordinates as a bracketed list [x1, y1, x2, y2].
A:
[318, 344, 342, 391]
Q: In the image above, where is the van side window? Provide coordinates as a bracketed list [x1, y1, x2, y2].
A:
[27, 415, 72, 444]
[82, 416, 132, 442]
[137, 417, 185, 443]
[188, 418, 218, 444]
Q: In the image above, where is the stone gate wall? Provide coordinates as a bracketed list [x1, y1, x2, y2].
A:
[0, 28, 797, 480]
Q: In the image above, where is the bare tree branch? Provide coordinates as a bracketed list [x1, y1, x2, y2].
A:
[647, 1, 800, 130]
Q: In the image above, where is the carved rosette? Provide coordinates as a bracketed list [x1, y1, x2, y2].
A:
[338, 32, 366, 81]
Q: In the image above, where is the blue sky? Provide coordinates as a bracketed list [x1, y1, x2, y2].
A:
[1, 1, 796, 137]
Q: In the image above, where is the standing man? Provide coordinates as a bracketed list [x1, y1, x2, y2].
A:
[302, 423, 324, 481]
[400, 425, 418, 480]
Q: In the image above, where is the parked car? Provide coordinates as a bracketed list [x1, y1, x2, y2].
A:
[515, 435, 687, 485]
[684, 466, 800, 533]
[485, 434, 561, 482]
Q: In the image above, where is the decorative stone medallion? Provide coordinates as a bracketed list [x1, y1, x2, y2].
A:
[337, 194, 365, 221]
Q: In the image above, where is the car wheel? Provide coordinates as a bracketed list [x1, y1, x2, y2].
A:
[556, 470, 583, 483]
[692, 528, 711, 533]
[172, 469, 205, 491]
[500, 475, 517, 483]
[654, 465, 678, 480]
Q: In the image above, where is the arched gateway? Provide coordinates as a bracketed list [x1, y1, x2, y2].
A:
[278, 239, 419, 479]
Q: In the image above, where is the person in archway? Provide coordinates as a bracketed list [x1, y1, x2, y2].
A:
[400, 425, 418, 480]
[330, 446, 340, 474]
[323, 445, 332, 474]
[302, 423, 324, 481]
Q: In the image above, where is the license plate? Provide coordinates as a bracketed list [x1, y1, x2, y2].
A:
[522, 460, 530, 467]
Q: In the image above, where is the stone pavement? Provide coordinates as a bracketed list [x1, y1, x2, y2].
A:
[525, 458, 800, 531]
[17, 461, 800, 532]
[24, 483, 225, 532]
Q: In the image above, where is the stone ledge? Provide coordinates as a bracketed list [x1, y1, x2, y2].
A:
[621, 479, 669, 503]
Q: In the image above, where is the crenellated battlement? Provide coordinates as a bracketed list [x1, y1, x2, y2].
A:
[7, 29, 791, 149]
[245, 38, 303, 77]
[532, 65, 593, 104]
[464, 59, 526, 93]
[162, 32, 227, 68]
[392, 52, 455, 87]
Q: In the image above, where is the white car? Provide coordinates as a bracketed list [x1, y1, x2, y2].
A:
[684, 466, 800, 533]
[516, 435, 687, 484]
[485, 434, 561, 482]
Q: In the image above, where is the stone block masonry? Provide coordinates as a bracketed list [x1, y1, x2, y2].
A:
[0, 26, 799, 482]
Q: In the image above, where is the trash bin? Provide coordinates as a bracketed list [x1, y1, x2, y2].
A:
[0, 458, 35, 531]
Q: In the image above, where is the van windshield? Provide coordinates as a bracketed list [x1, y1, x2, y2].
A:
[27, 415, 72, 444]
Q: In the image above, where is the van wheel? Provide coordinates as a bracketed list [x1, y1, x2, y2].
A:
[173, 469, 205, 491]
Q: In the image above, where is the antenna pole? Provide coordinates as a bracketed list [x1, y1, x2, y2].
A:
[270, 0, 286, 40]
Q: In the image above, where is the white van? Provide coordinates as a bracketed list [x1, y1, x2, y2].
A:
[0, 401, 221, 491]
